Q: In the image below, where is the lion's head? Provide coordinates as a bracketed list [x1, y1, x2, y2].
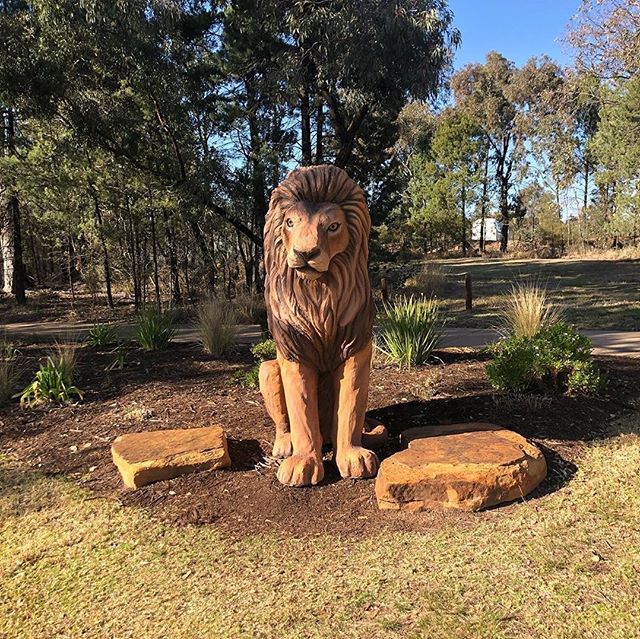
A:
[264, 165, 373, 371]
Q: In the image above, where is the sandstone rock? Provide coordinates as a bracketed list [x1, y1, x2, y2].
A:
[111, 426, 231, 489]
[376, 423, 546, 512]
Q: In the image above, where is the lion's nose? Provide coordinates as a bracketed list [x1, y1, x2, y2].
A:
[293, 247, 321, 263]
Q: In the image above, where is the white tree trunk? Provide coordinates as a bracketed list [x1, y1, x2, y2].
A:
[1, 203, 14, 294]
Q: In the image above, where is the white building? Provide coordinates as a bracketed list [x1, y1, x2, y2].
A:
[471, 217, 502, 242]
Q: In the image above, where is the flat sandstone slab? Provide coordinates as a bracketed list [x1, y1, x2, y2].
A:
[112, 426, 231, 489]
[376, 423, 546, 512]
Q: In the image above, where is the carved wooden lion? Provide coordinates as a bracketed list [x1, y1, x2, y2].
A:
[260, 164, 384, 487]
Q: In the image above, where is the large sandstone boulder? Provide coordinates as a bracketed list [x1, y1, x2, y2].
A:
[376, 422, 546, 512]
[112, 426, 231, 489]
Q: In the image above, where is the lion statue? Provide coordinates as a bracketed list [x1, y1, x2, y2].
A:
[259, 164, 385, 487]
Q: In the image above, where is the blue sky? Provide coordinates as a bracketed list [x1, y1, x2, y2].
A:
[448, 0, 580, 69]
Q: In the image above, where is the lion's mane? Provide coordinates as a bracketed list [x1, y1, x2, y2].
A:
[264, 165, 374, 372]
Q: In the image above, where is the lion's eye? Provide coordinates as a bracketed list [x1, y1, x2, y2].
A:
[285, 218, 294, 228]
[327, 222, 341, 232]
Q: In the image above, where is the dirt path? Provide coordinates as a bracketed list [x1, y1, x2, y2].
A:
[1, 321, 638, 357]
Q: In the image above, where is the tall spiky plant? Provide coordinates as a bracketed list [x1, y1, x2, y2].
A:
[376, 295, 445, 368]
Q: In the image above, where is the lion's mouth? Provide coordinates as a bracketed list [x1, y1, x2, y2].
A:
[295, 265, 323, 281]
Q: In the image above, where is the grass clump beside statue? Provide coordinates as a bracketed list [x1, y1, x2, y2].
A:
[487, 283, 604, 395]
[376, 295, 445, 368]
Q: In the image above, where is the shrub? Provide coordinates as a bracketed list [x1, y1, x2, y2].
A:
[500, 281, 560, 338]
[135, 308, 176, 351]
[196, 299, 237, 356]
[18, 355, 83, 407]
[250, 338, 277, 362]
[235, 338, 277, 389]
[487, 322, 604, 395]
[237, 364, 261, 389]
[376, 295, 445, 368]
[1, 341, 18, 362]
[86, 323, 118, 347]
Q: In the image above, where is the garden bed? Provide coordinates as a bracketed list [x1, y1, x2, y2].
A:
[1, 343, 637, 538]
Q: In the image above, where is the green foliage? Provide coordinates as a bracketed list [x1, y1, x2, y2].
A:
[1, 341, 18, 361]
[376, 296, 445, 368]
[487, 322, 604, 395]
[250, 339, 277, 362]
[106, 346, 127, 371]
[196, 300, 236, 357]
[236, 364, 261, 390]
[135, 309, 176, 352]
[86, 323, 118, 347]
[18, 356, 83, 407]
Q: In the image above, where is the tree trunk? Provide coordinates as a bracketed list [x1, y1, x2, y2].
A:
[90, 186, 114, 307]
[499, 175, 510, 253]
[149, 207, 161, 311]
[300, 86, 312, 166]
[461, 184, 467, 256]
[188, 217, 216, 293]
[315, 103, 324, 164]
[162, 210, 182, 305]
[7, 195, 26, 303]
[1, 108, 26, 303]
[479, 154, 489, 253]
[67, 234, 76, 308]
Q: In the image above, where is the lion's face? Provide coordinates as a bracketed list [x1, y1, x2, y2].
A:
[281, 201, 350, 281]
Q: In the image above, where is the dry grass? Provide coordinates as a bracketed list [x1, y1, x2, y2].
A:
[1, 415, 640, 638]
[196, 299, 237, 356]
[404, 263, 447, 298]
[0, 339, 20, 405]
[499, 281, 561, 338]
[51, 342, 79, 381]
[422, 256, 640, 330]
[0, 361, 19, 404]
[233, 289, 266, 325]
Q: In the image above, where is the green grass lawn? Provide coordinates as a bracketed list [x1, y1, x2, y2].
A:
[406, 256, 640, 331]
[2, 415, 640, 638]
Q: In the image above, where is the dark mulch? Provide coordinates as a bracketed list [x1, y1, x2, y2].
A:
[1, 342, 638, 539]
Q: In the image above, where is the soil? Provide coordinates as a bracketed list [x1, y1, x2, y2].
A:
[1, 342, 638, 539]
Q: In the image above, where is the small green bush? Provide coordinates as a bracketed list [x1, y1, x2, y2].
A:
[18, 356, 83, 407]
[376, 295, 445, 368]
[250, 338, 277, 362]
[1, 341, 18, 362]
[237, 364, 261, 389]
[87, 323, 118, 347]
[235, 338, 277, 389]
[487, 322, 604, 395]
[135, 309, 176, 351]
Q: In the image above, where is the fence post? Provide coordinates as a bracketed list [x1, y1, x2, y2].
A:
[380, 276, 390, 305]
[465, 273, 473, 311]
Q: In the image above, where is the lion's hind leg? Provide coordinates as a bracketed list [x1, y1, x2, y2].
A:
[259, 360, 293, 458]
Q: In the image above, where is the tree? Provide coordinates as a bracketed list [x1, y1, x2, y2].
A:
[568, 0, 640, 81]
[452, 53, 526, 252]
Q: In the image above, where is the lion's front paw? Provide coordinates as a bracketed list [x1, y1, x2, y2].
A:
[277, 453, 324, 486]
[336, 446, 379, 479]
[272, 432, 293, 458]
